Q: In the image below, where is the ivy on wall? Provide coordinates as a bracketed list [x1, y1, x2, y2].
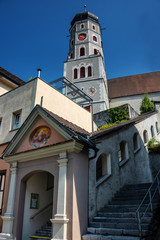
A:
[99, 105, 130, 130]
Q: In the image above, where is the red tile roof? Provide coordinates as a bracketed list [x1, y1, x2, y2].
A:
[108, 71, 160, 99]
[43, 107, 90, 135]
[0, 66, 25, 86]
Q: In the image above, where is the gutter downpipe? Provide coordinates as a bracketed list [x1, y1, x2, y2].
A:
[32, 78, 38, 110]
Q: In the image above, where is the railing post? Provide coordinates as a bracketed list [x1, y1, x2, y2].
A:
[157, 176, 160, 195]
[149, 190, 153, 212]
[136, 211, 142, 235]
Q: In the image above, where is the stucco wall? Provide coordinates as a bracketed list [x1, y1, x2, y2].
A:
[67, 150, 89, 240]
[89, 124, 152, 220]
[110, 92, 160, 114]
[35, 78, 94, 132]
[0, 80, 36, 144]
[135, 112, 160, 142]
[0, 82, 13, 96]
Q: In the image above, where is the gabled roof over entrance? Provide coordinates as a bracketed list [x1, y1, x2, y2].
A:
[2, 105, 95, 160]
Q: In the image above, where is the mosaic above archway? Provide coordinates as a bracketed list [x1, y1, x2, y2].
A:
[30, 126, 51, 148]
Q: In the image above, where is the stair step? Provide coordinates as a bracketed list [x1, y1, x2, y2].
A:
[85, 183, 159, 239]
[93, 216, 151, 223]
[97, 212, 152, 218]
[87, 227, 147, 236]
[123, 183, 152, 190]
[29, 235, 51, 239]
[89, 222, 149, 230]
[82, 234, 140, 240]
[30, 221, 52, 240]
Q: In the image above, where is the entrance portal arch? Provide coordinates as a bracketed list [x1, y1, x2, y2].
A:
[17, 170, 54, 240]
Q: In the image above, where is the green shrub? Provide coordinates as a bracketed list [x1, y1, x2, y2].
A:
[140, 93, 154, 114]
[147, 138, 160, 153]
[108, 105, 129, 123]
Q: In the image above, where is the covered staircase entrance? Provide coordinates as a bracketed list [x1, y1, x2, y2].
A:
[29, 221, 52, 240]
[83, 182, 160, 240]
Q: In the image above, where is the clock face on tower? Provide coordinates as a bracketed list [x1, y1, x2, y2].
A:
[78, 33, 87, 41]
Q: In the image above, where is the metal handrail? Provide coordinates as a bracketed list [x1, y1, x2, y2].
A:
[30, 202, 53, 220]
[135, 169, 160, 234]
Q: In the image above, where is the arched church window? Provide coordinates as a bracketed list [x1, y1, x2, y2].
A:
[118, 141, 129, 162]
[143, 130, 148, 144]
[93, 36, 97, 42]
[80, 47, 85, 56]
[88, 66, 92, 77]
[92, 25, 95, 30]
[133, 133, 140, 152]
[151, 125, 155, 138]
[96, 153, 111, 181]
[74, 68, 78, 79]
[80, 67, 85, 78]
[156, 122, 159, 133]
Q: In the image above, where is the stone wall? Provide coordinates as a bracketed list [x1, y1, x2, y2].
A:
[149, 153, 160, 178]
[89, 123, 152, 220]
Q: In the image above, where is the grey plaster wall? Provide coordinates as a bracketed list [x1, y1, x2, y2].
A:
[110, 92, 160, 114]
[89, 123, 153, 220]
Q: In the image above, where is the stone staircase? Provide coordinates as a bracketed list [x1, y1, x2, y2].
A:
[82, 183, 160, 240]
[29, 221, 52, 239]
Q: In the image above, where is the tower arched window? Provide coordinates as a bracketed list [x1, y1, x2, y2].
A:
[74, 68, 78, 79]
[94, 49, 98, 55]
[88, 66, 92, 77]
[93, 36, 97, 42]
[80, 67, 85, 78]
[81, 24, 84, 29]
[143, 130, 148, 144]
[92, 25, 95, 30]
[80, 47, 85, 56]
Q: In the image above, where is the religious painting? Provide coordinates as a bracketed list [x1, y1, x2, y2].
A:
[30, 193, 39, 209]
[30, 126, 51, 148]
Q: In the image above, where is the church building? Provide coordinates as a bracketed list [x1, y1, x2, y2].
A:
[0, 8, 160, 240]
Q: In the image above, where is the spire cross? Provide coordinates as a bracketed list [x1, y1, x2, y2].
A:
[84, 5, 86, 12]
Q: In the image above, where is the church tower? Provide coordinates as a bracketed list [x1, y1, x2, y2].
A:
[63, 8, 109, 113]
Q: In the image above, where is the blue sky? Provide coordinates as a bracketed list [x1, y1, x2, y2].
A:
[0, 0, 160, 82]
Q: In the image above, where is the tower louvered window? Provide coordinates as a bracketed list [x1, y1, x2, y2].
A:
[93, 36, 97, 42]
[80, 47, 85, 56]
